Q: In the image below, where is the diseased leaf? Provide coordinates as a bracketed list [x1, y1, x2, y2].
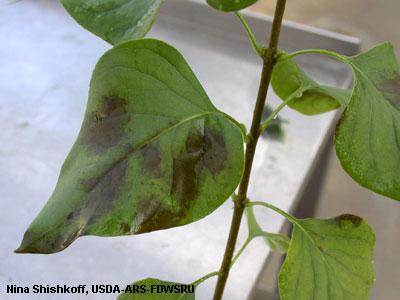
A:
[16, 39, 244, 254]
[246, 207, 289, 253]
[118, 278, 194, 299]
[271, 58, 350, 115]
[279, 215, 375, 300]
[206, 0, 259, 12]
[60, 0, 163, 45]
[335, 43, 400, 200]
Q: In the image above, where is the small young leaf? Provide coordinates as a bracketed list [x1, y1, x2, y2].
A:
[118, 278, 194, 299]
[246, 207, 289, 253]
[335, 43, 400, 201]
[279, 215, 375, 300]
[271, 58, 350, 115]
[207, 0, 259, 12]
[60, 0, 163, 45]
[15, 39, 244, 254]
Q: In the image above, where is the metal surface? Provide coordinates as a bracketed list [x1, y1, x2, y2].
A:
[0, 0, 358, 299]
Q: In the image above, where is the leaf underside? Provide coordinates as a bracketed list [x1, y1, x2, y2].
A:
[335, 43, 400, 200]
[118, 278, 194, 300]
[206, 0, 259, 12]
[16, 39, 244, 254]
[60, 0, 163, 45]
[279, 215, 375, 300]
[271, 58, 350, 115]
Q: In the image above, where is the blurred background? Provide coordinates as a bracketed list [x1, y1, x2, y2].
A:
[252, 1, 400, 299]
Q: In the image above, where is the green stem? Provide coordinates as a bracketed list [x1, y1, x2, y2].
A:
[235, 12, 263, 57]
[247, 201, 297, 224]
[282, 49, 348, 63]
[191, 271, 221, 286]
[231, 237, 252, 266]
[213, 1, 287, 299]
[260, 98, 291, 133]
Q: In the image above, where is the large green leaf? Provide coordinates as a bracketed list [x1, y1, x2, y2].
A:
[60, 0, 163, 45]
[206, 0, 259, 12]
[279, 215, 375, 300]
[271, 58, 350, 115]
[16, 39, 244, 254]
[335, 43, 400, 200]
[117, 278, 194, 300]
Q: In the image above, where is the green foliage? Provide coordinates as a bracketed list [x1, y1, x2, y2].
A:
[279, 214, 375, 300]
[335, 43, 400, 201]
[245, 206, 289, 253]
[60, 0, 163, 45]
[117, 278, 194, 299]
[15, 39, 244, 254]
[206, 0, 259, 12]
[271, 57, 350, 115]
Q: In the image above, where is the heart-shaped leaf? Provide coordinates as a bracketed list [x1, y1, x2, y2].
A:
[279, 214, 375, 300]
[60, 0, 163, 45]
[271, 58, 350, 115]
[335, 43, 400, 200]
[118, 278, 195, 299]
[206, 0, 259, 12]
[16, 39, 244, 254]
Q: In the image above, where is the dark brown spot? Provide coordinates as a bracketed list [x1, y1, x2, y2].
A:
[80, 96, 130, 153]
[134, 197, 184, 234]
[66, 212, 74, 221]
[379, 73, 400, 110]
[335, 214, 363, 227]
[170, 126, 204, 207]
[170, 124, 228, 206]
[81, 159, 128, 228]
[141, 144, 161, 176]
[202, 128, 228, 173]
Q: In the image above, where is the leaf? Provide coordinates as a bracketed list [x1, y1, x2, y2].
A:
[206, 0, 259, 12]
[271, 58, 350, 115]
[117, 278, 194, 299]
[15, 39, 244, 254]
[245, 207, 289, 253]
[279, 214, 375, 300]
[60, 0, 163, 45]
[335, 43, 400, 200]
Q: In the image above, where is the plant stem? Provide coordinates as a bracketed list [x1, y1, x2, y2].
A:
[212, 1, 287, 299]
[235, 12, 263, 56]
[282, 48, 348, 62]
[231, 237, 252, 266]
[191, 271, 221, 286]
[247, 201, 297, 225]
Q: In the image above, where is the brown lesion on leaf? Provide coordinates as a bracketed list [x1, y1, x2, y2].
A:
[81, 159, 129, 230]
[132, 122, 229, 234]
[134, 197, 185, 234]
[171, 124, 228, 207]
[379, 73, 400, 110]
[141, 144, 162, 177]
[202, 128, 228, 173]
[80, 95, 131, 153]
[335, 214, 363, 227]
